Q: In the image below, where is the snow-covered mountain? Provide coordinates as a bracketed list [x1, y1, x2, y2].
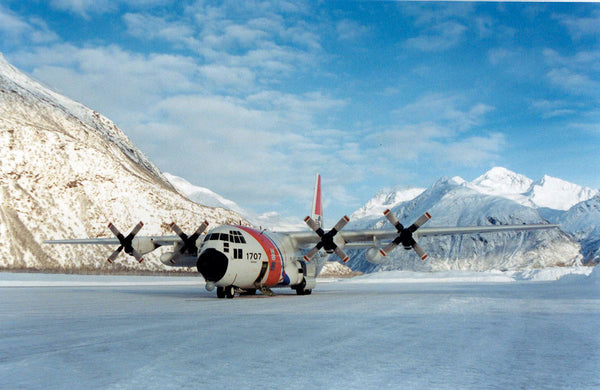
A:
[351, 186, 425, 220]
[540, 194, 600, 264]
[347, 175, 584, 273]
[164, 172, 305, 231]
[163, 173, 245, 214]
[467, 167, 598, 210]
[0, 53, 245, 272]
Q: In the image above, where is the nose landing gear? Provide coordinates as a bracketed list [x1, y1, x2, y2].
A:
[216, 285, 236, 299]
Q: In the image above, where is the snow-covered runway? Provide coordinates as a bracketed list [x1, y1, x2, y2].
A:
[1, 270, 599, 389]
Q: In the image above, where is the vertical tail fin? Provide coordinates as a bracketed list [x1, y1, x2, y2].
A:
[311, 173, 323, 228]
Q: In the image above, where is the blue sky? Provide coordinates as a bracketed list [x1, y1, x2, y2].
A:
[1, 1, 599, 226]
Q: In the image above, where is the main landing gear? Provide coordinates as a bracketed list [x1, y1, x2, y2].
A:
[293, 279, 312, 296]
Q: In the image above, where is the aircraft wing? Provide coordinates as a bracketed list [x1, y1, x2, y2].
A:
[288, 223, 558, 249]
[44, 236, 181, 246]
[338, 223, 559, 248]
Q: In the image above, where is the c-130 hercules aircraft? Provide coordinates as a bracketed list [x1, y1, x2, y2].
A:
[46, 174, 557, 298]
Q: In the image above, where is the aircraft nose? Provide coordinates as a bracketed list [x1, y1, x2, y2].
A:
[196, 248, 228, 282]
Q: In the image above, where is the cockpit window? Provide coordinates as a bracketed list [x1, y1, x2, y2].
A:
[229, 230, 246, 244]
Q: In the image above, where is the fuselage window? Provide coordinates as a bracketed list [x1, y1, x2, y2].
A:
[233, 248, 243, 259]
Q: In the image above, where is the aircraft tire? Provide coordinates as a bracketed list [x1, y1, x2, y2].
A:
[217, 286, 226, 298]
[225, 285, 235, 299]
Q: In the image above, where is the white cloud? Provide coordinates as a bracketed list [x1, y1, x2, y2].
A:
[393, 93, 494, 132]
[0, 6, 59, 44]
[404, 21, 467, 52]
[554, 10, 600, 40]
[441, 133, 506, 166]
[547, 67, 598, 96]
[123, 13, 196, 45]
[530, 99, 577, 119]
[336, 19, 370, 41]
[49, 0, 116, 17]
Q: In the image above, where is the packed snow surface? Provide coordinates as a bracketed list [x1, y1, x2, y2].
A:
[1, 269, 598, 390]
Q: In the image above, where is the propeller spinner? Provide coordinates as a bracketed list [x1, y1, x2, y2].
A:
[303, 215, 350, 263]
[380, 210, 431, 260]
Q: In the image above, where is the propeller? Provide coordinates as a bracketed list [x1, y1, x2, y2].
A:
[107, 222, 145, 263]
[303, 215, 350, 263]
[380, 210, 431, 260]
[170, 221, 209, 256]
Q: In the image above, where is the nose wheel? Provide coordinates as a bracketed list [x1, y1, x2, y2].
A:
[216, 286, 236, 299]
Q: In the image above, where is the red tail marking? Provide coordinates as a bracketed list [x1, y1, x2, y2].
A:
[425, 212, 431, 219]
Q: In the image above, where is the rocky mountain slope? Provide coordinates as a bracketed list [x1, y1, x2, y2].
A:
[0, 54, 245, 272]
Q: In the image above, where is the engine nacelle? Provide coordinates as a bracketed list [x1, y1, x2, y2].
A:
[132, 237, 159, 255]
[366, 247, 388, 264]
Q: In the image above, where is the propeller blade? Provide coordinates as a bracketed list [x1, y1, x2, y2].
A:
[108, 223, 123, 239]
[412, 243, 428, 260]
[188, 221, 209, 242]
[107, 245, 123, 263]
[128, 222, 144, 238]
[332, 215, 350, 233]
[303, 246, 321, 262]
[334, 247, 349, 263]
[380, 241, 397, 257]
[170, 222, 187, 240]
[383, 209, 403, 231]
[408, 212, 432, 232]
[130, 249, 144, 263]
[304, 216, 322, 235]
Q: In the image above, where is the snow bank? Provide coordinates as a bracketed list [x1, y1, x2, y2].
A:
[342, 267, 594, 284]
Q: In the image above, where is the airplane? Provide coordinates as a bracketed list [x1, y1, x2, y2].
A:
[45, 174, 559, 298]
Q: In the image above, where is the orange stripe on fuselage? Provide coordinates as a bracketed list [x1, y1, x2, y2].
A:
[238, 226, 283, 287]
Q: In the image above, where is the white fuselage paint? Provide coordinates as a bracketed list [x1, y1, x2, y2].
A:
[198, 225, 306, 290]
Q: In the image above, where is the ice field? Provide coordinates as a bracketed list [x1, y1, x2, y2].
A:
[1, 269, 599, 389]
